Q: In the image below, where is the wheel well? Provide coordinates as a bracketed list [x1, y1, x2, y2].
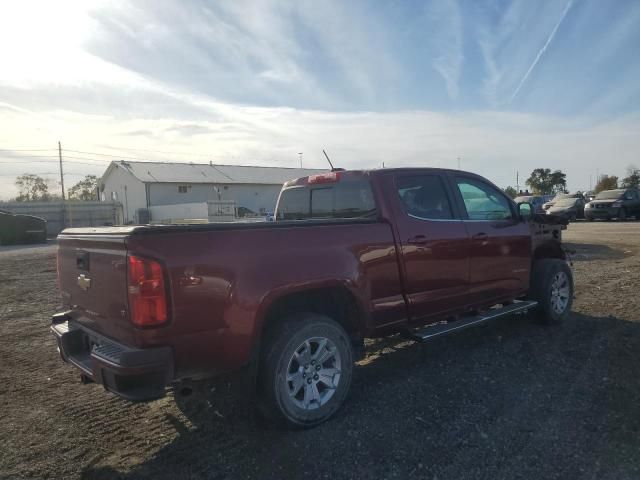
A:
[533, 241, 566, 261]
[260, 287, 365, 344]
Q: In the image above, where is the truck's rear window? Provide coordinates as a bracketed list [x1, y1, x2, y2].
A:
[276, 180, 377, 220]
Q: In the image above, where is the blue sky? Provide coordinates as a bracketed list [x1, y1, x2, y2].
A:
[0, 0, 639, 198]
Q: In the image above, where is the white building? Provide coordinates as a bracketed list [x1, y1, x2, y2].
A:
[100, 161, 325, 223]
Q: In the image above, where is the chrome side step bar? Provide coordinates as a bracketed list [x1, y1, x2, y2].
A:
[409, 300, 538, 342]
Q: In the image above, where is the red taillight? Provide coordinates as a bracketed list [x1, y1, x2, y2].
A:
[127, 255, 168, 327]
[308, 172, 340, 184]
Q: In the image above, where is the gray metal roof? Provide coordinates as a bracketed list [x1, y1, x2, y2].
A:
[108, 161, 326, 185]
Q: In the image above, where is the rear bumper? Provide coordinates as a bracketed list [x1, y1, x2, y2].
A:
[51, 314, 173, 401]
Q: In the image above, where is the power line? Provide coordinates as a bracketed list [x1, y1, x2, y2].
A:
[0, 148, 57, 152]
[0, 172, 89, 177]
[64, 149, 149, 160]
[8, 153, 108, 163]
[0, 154, 60, 159]
[58, 141, 65, 200]
[0, 158, 109, 166]
[0, 145, 225, 159]
[100, 146, 223, 157]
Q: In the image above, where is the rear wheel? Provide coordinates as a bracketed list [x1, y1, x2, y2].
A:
[258, 313, 353, 428]
[528, 259, 573, 324]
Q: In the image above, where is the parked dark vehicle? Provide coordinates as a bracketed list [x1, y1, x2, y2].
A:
[0, 210, 47, 245]
[543, 193, 584, 212]
[584, 189, 640, 221]
[513, 195, 546, 213]
[51, 168, 573, 428]
[546, 197, 586, 221]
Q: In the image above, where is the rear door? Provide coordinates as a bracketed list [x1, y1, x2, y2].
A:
[386, 172, 471, 322]
[449, 174, 531, 305]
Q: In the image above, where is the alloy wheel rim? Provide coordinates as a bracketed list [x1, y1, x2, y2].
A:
[550, 271, 570, 314]
[285, 337, 342, 410]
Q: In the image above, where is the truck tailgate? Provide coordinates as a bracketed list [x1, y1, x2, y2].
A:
[57, 234, 136, 345]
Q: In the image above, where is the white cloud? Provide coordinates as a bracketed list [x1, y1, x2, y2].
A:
[0, 0, 637, 201]
[427, 0, 464, 100]
[1, 90, 637, 199]
[509, 0, 574, 103]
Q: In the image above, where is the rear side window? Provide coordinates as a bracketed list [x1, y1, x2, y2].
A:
[396, 175, 454, 220]
[276, 180, 377, 220]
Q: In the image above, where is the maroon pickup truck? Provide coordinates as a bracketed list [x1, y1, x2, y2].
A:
[52, 168, 573, 427]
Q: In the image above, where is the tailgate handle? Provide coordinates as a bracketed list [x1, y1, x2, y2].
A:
[76, 251, 90, 271]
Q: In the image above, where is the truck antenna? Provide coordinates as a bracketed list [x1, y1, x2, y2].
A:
[322, 149, 335, 170]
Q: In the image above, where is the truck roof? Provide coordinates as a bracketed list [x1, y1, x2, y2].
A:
[283, 167, 480, 187]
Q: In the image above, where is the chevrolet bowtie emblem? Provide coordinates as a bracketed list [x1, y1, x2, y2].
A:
[77, 274, 92, 291]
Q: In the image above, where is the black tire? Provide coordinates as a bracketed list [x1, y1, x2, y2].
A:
[528, 259, 573, 325]
[258, 313, 353, 428]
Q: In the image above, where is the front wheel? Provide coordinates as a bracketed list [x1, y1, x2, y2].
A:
[258, 313, 354, 428]
[528, 259, 574, 324]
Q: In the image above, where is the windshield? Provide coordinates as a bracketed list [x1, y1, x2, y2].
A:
[595, 190, 623, 200]
[514, 196, 533, 203]
[552, 193, 572, 200]
[555, 198, 577, 207]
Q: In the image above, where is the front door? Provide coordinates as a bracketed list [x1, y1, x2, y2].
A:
[389, 173, 471, 322]
[450, 175, 531, 305]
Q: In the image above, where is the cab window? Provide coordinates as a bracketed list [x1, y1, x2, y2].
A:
[276, 180, 376, 220]
[396, 175, 454, 220]
[455, 178, 513, 221]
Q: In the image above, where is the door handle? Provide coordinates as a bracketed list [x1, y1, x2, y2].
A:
[407, 235, 429, 245]
[472, 232, 488, 241]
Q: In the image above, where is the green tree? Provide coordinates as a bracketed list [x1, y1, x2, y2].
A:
[621, 165, 639, 189]
[68, 175, 99, 201]
[594, 175, 618, 193]
[503, 186, 517, 198]
[525, 168, 567, 195]
[15, 174, 50, 201]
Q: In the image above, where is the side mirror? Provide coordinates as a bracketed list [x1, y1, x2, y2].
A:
[517, 202, 533, 222]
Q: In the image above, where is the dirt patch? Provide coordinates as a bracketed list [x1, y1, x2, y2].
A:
[1, 224, 639, 480]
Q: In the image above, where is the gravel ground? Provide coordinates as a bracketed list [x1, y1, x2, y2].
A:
[1, 222, 639, 480]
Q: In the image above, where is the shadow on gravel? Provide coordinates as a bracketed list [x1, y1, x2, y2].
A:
[82, 312, 640, 480]
[564, 242, 630, 261]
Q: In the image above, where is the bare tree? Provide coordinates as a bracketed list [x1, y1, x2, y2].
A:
[68, 175, 99, 201]
[15, 174, 51, 201]
[594, 175, 618, 193]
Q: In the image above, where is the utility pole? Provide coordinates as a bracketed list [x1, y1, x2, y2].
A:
[298, 152, 303, 168]
[58, 141, 65, 200]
